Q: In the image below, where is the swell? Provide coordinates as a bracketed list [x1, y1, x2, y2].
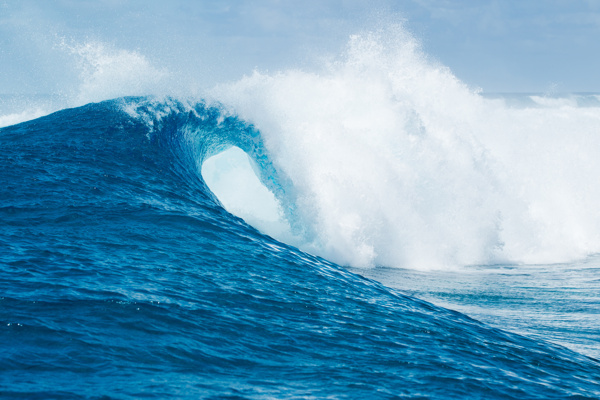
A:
[1, 99, 600, 398]
[8, 93, 600, 273]
[5, 26, 600, 272]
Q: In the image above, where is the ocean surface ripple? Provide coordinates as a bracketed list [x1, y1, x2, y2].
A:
[1, 98, 600, 399]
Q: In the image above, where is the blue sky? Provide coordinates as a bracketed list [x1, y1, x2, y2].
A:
[1, 0, 599, 94]
[405, 0, 600, 92]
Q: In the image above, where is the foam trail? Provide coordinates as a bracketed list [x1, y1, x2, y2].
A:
[210, 25, 600, 270]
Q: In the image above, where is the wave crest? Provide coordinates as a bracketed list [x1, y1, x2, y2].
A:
[207, 26, 600, 269]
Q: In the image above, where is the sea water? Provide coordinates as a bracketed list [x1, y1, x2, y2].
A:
[1, 24, 600, 399]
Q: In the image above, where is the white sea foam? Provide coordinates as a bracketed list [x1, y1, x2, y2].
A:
[209, 25, 600, 270]
[529, 95, 578, 108]
[0, 108, 48, 128]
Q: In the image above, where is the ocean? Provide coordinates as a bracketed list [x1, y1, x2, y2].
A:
[2, 23, 600, 400]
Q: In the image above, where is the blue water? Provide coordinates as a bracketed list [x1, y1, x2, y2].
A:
[1, 97, 600, 399]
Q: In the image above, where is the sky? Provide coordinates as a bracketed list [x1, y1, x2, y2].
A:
[1, 0, 599, 95]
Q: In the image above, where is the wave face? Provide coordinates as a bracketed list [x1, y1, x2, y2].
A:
[1, 98, 600, 399]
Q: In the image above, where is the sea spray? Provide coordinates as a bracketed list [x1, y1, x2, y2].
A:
[61, 40, 172, 104]
[210, 25, 600, 269]
[0, 39, 178, 127]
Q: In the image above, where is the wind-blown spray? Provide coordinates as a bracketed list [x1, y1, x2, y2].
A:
[211, 25, 600, 269]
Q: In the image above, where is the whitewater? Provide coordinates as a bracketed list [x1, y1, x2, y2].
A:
[207, 28, 600, 270]
[2, 17, 600, 400]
